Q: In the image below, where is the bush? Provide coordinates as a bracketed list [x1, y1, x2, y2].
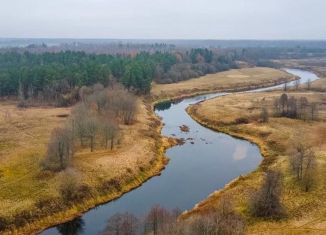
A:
[234, 117, 249, 124]
[101, 178, 122, 192]
[35, 197, 64, 214]
[60, 177, 91, 204]
[17, 100, 28, 108]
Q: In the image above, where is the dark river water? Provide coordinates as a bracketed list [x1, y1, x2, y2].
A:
[41, 69, 319, 235]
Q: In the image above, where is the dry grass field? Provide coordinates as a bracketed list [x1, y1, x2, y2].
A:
[151, 67, 295, 100]
[0, 99, 169, 234]
[186, 79, 326, 234]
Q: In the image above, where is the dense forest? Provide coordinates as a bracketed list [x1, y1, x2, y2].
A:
[0, 49, 237, 105]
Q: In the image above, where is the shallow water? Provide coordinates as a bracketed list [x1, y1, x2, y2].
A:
[41, 69, 319, 235]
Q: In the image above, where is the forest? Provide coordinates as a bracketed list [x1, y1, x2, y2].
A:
[0, 48, 237, 105]
[1, 42, 326, 106]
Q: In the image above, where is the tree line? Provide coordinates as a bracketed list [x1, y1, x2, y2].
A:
[273, 93, 318, 121]
[100, 202, 245, 235]
[0, 49, 237, 104]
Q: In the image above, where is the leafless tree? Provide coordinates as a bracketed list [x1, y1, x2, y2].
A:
[88, 89, 108, 114]
[101, 213, 139, 235]
[249, 170, 284, 219]
[283, 82, 288, 91]
[273, 98, 281, 116]
[102, 118, 118, 150]
[294, 79, 300, 90]
[260, 107, 269, 123]
[310, 103, 318, 121]
[279, 93, 288, 116]
[287, 96, 297, 118]
[43, 127, 73, 171]
[307, 79, 312, 90]
[290, 142, 316, 192]
[84, 116, 100, 152]
[72, 103, 89, 146]
[93, 83, 104, 93]
[298, 97, 309, 121]
[144, 205, 170, 235]
[79, 86, 93, 104]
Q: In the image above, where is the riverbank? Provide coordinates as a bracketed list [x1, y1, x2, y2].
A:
[0, 67, 297, 234]
[186, 80, 326, 234]
[151, 67, 295, 101]
[0, 99, 177, 235]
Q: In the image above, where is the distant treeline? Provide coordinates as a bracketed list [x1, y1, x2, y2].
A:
[1, 44, 325, 103]
[0, 49, 237, 101]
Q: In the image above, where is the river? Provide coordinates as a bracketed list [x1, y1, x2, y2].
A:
[41, 68, 319, 235]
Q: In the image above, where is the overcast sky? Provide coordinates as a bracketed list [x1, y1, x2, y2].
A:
[1, 0, 325, 39]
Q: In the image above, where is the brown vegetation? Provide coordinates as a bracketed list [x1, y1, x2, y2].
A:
[0, 87, 170, 234]
[151, 67, 295, 100]
[186, 80, 326, 234]
[101, 201, 245, 235]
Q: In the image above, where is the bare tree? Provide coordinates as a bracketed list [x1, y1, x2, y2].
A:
[298, 97, 308, 121]
[260, 107, 269, 123]
[84, 116, 100, 152]
[307, 79, 312, 90]
[273, 98, 281, 116]
[79, 86, 93, 104]
[249, 170, 284, 219]
[93, 83, 104, 92]
[101, 213, 139, 235]
[287, 96, 297, 118]
[290, 142, 316, 191]
[102, 119, 118, 150]
[310, 103, 318, 121]
[88, 89, 108, 114]
[279, 93, 288, 116]
[43, 128, 73, 171]
[283, 82, 288, 91]
[72, 103, 89, 146]
[144, 205, 170, 235]
[294, 79, 300, 90]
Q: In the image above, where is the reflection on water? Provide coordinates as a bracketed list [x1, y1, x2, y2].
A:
[233, 144, 248, 161]
[57, 217, 84, 235]
[154, 100, 172, 111]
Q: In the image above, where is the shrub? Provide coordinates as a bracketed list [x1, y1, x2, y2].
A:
[234, 117, 249, 124]
[59, 177, 91, 204]
[101, 178, 122, 192]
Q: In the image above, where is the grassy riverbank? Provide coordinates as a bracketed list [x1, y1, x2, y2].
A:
[151, 67, 295, 100]
[0, 67, 296, 234]
[186, 79, 326, 234]
[0, 99, 177, 234]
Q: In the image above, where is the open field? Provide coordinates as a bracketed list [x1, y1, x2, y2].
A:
[151, 67, 295, 100]
[186, 79, 326, 234]
[0, 99, 172, 234]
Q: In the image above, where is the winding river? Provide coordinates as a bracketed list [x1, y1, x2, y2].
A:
[41, 69, 319, 235]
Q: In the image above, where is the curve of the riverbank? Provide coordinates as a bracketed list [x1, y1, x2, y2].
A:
[10, 68, 299, 235]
